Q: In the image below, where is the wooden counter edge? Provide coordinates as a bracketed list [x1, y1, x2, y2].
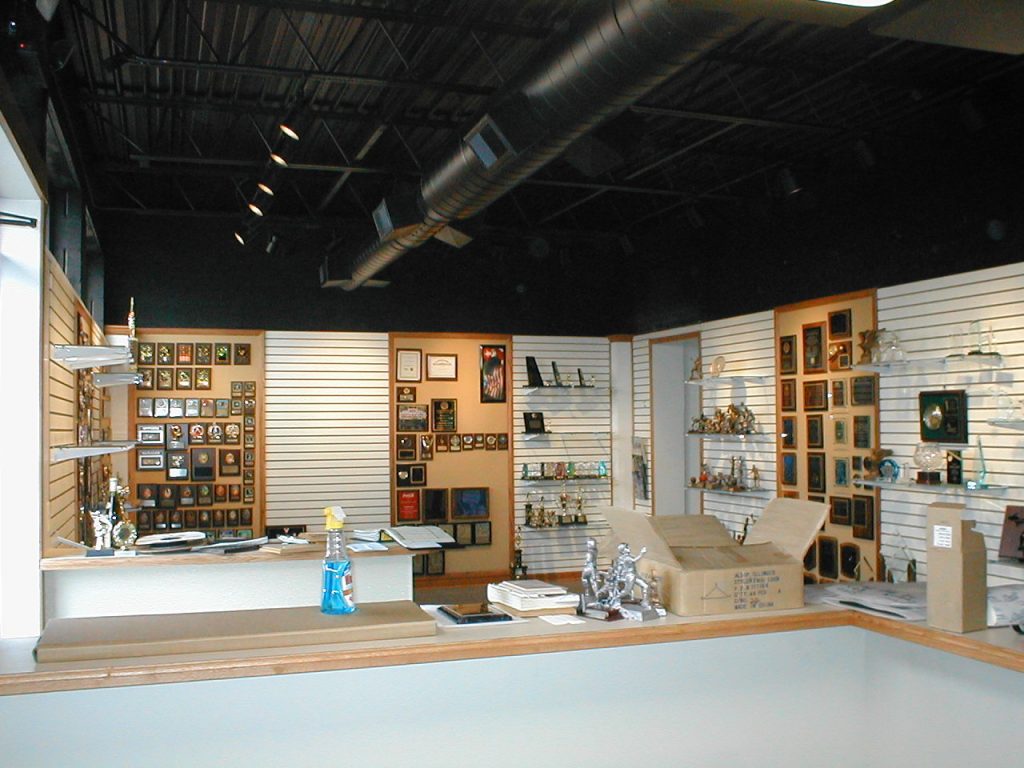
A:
[40, 546, 413, 570]
[2, 609, 1021, 697]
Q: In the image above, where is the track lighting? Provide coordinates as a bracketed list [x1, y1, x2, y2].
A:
[257, 182, 274, 196]
[234, 231, 246, 245]
[279, 120, 300, 141]
[270, 152, 288, 167]
[248, 202, 264, 216]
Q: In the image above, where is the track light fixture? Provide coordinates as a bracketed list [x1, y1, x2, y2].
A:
[279, 119, 300, 141]
[270, 152, 288, 167]
[257, 182, 274, 196]
[234, 231, 246, 245]
[248, 202, 264, 216]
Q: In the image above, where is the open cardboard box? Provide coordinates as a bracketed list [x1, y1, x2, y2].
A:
[599, 499, 827, 617]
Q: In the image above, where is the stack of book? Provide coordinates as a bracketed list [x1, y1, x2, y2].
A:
[487, 580, 581, 617]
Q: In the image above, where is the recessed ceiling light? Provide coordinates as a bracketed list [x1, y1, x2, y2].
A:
[248, 202, 264, 216]
[257, 182, 274, 196]
[270, 152, 288, 167]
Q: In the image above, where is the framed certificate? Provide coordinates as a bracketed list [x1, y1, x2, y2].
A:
[426, 353, 458, 380]
[395, 349, 422, 382]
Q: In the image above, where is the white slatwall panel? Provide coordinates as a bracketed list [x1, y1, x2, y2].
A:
[696, 311, 777, 536]
[632, 314, 776, 535]
[874, 262, 1024, 585]
[263, 331, 390, 530]
[513, 336, 612, 574]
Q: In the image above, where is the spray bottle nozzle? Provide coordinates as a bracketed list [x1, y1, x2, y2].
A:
[324, 505, 346, 530]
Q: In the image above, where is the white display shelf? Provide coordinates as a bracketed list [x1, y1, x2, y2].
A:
[851, 352, 1003, 374]
[854, 478, 1007, 496]
[686, 432, 771, 442]
[522, 431, 608, 441]
[520, 476, 611, 485]
[51, 344, 133, 370]
[685, 375, 770, 387]
[688, 486, 771, 497]
[520, 384, 599, 393]
[987, 418, 1024, 430]
[51, 441, 138, 463]
[93, 372, 144, 388]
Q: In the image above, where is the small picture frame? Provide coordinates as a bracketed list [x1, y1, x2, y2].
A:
[452, 487, 489, 519]
[137, 342, 155, 366]
[827, 340, 852, 371]
[396, 490, 421, 523]
[854, 415, 872, 449]
[780, 379, 796, 412]
[431, 399, 457, 432]
[423, 489, 448, 522]
[806, 414, 824, 449]
[851, 375, 876, 406]
[473, 521, 492, 546]
[396, 386, 417, 403]
[137, 448, 166, 471]
[828, 308, 852, 339]
[214, 342, 231, 365]
[834, 457, 850, 487]
[426, 353, 458, 381]
[852, 494, 875, 540]
[802, 322, 826, 374]
[781, 416, 796, 449]
[176, 343, 194, 365]
[803, 380, 828, 411]
[157, 343, 174, 365]
[219, 448, 241, 476]
[834, 417, 848, 445]
[523, 411, 547, 434]
[778, 335, 797, 375]
[831, 379, 846, 409]
[807, 452, 826, 494]
[395, 349, 422, 382]
[818, 536, 839, 580]
[176, 368, 193, 390]
[136, 368, 154, 390]
[480, 344, 506, 403]
[781, 453, 797, 486]
[455, 522, 474, 546]
[156, 368, 174, 390]
[396, 435, 417, 461]
[195, 343, 212, 365]
[233, 343, 251, 365]
[195, 367, 212, 390]
[426, 549, 445, 576]
[397, 403, 429, 432]
[829, 496, 852, 526]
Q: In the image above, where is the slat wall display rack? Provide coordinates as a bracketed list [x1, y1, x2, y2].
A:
[871, 261, 1024, 587]
[513, 336, 612, 575]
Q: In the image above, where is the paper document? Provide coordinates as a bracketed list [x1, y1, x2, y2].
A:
[352, 526, 455, 549]
[347, 542, 388, 552]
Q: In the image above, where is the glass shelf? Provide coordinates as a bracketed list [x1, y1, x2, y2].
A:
[520, 476, 611, 484]
[851, 353, 1004, 374]
[51, 344, 133, 370]
[688, 486, 771, 497]
[988, 418, 1024, 430]
[685, 375, 770, 387]
[520, 384, 598, 392]
[93, 372, 144, 388]
[854, 478, 1007, 496]
[522, 430, 608, 441]
[51, 441, 138, 463]
[686, 432, 771, 442]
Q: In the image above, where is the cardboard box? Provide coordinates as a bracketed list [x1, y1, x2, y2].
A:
[599, 499, 827, 617]
[926, 502, 987, 633]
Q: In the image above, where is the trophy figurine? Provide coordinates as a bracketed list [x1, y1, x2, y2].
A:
[580, 539, 662, 621]
[510, 525, 528, 580]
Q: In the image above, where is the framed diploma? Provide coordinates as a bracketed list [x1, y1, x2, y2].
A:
[395, 349, 422, 382]
[426, 353, 458, 380]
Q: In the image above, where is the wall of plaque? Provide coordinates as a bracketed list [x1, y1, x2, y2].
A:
[775, 291, 881, 583]
[127, 330, 265, 539]
[391, 333, 513, 578]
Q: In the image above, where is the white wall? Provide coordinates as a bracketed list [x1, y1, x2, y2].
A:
[873, 262, 1024, 585]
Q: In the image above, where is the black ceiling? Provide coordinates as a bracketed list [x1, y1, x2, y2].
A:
[6, 0, 1024, 331]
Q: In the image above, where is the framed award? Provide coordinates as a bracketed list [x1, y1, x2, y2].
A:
[802, 322, 826, 374]
[778, 335, 797, 375]
[184, 398, 200, 418]
[802, 380, 828, 411]
[781, 416, 796, 449]
[176, 368, 193, 390]
[214, 342, 231, 365]
[918, 390, 967, 443]
[419, 434, 434, 460]
[395, 349, 422, 382]
[396, 490, 421, 523]
[176, 343, 194, 365]
[829, 308, 852, 339]
[219, 448, 241, 476]
[195, 343, 212, 365]
[136, 368, 154, 390]
[397, 403, 429, 432]
[806, 415, 823, 449]
[780, 379, 796, 412]
[851, 375, 876, 406]
[195, 368, 212, 390]
[156, 368, 174, 390]
[455, 523, 473, 546]
[829, 495, 851, 526]
[157, 343, 174, 365]
[818, 536, 838, 579]
[426, 353, 458, 381]
[473, 521, 492, 546]
[852, 494, 875, 540]
[423, 489, 448, 522]
[233, 343, 251, 365]
[137, 448, 166, 471]
[137, 342, 155, 366]
[807, 453, 826, 493]
[451, 487, 489, 520]
[396, 386, 416, 403]
[431, 399, 457, 432]
[834, 457, 850, 487]
[396, 435, 417, 461]
[781, 452, 797, 486]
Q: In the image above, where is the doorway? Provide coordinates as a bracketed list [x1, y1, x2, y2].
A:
[650, 334, 701, 516]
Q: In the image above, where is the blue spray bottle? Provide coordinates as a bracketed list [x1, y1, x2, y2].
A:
[321, 505, 356, 615]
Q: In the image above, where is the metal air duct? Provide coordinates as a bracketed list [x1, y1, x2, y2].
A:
[323, 0, 743, 290]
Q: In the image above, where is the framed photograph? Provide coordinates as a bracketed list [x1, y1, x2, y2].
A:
[214, 343, 231, 365]
[829, 308, 852, 339]
[176, 343, 194, 365]
[473, 521, 492, 546]
[802, 322, 826, 374]
[431, 399, 457, 432]
[918, 390, 967, 443]
[426, 549, 445, 576]
[780, 379, 796, 412]
[195, 343, 212, 365]
[854, 415, 872, 449]
[851, 375, 876, 406]
[834, 457, 850, 487]
[396, 386, 417, 403]
[176, 368, 193, 390]
[137, 342, 155, 366]
[451, 487, 489, 520]
[423, 489, 448, 522]
[480, 345, 507, 403]
[195, 367, 212, 390]
[831, 379, 846, 409]
[395, 349, 422, 382]
[157, 343, 174, 365]
[807, 452, 826, 493]
[806, 415, 824, 449]
[781, 453, 797, 486]
[802, 380, 828, 411]
[828, 340, 852, 371]
[233, 343, 251, 365]
[396, 435, 417, 461]
[834, 417, 848, 445]
[818, 536, 839, 580]
[136, 368, 154, 390]
[778, 335, 797, 375]
[455, 522, 474, 546]
[852, 494, 875, 540]
[396, 490, 421, 523]
[156, 368, 174, 390]
[781, 416, 796, 448]
[397, 403, 429, 432]
[829, 496, 851, 526]
[426, 353, 458, 381]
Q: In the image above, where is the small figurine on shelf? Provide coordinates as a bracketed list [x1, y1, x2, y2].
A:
[750, 464, 760, 490]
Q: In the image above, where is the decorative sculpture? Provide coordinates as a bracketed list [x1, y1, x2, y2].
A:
[580, 538, 661, 620]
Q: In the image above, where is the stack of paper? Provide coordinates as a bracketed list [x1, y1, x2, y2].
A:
[487, 580, 581, 617]
[814, 582, 927, 621]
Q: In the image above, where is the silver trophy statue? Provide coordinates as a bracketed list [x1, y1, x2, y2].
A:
[580, 538, 662, 621]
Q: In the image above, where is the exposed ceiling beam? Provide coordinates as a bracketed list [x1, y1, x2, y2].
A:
[204, 0, 555, 39]
[629, 104, 837, 133]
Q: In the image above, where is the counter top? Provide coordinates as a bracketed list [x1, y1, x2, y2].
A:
[1, 603, 1021, 697]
